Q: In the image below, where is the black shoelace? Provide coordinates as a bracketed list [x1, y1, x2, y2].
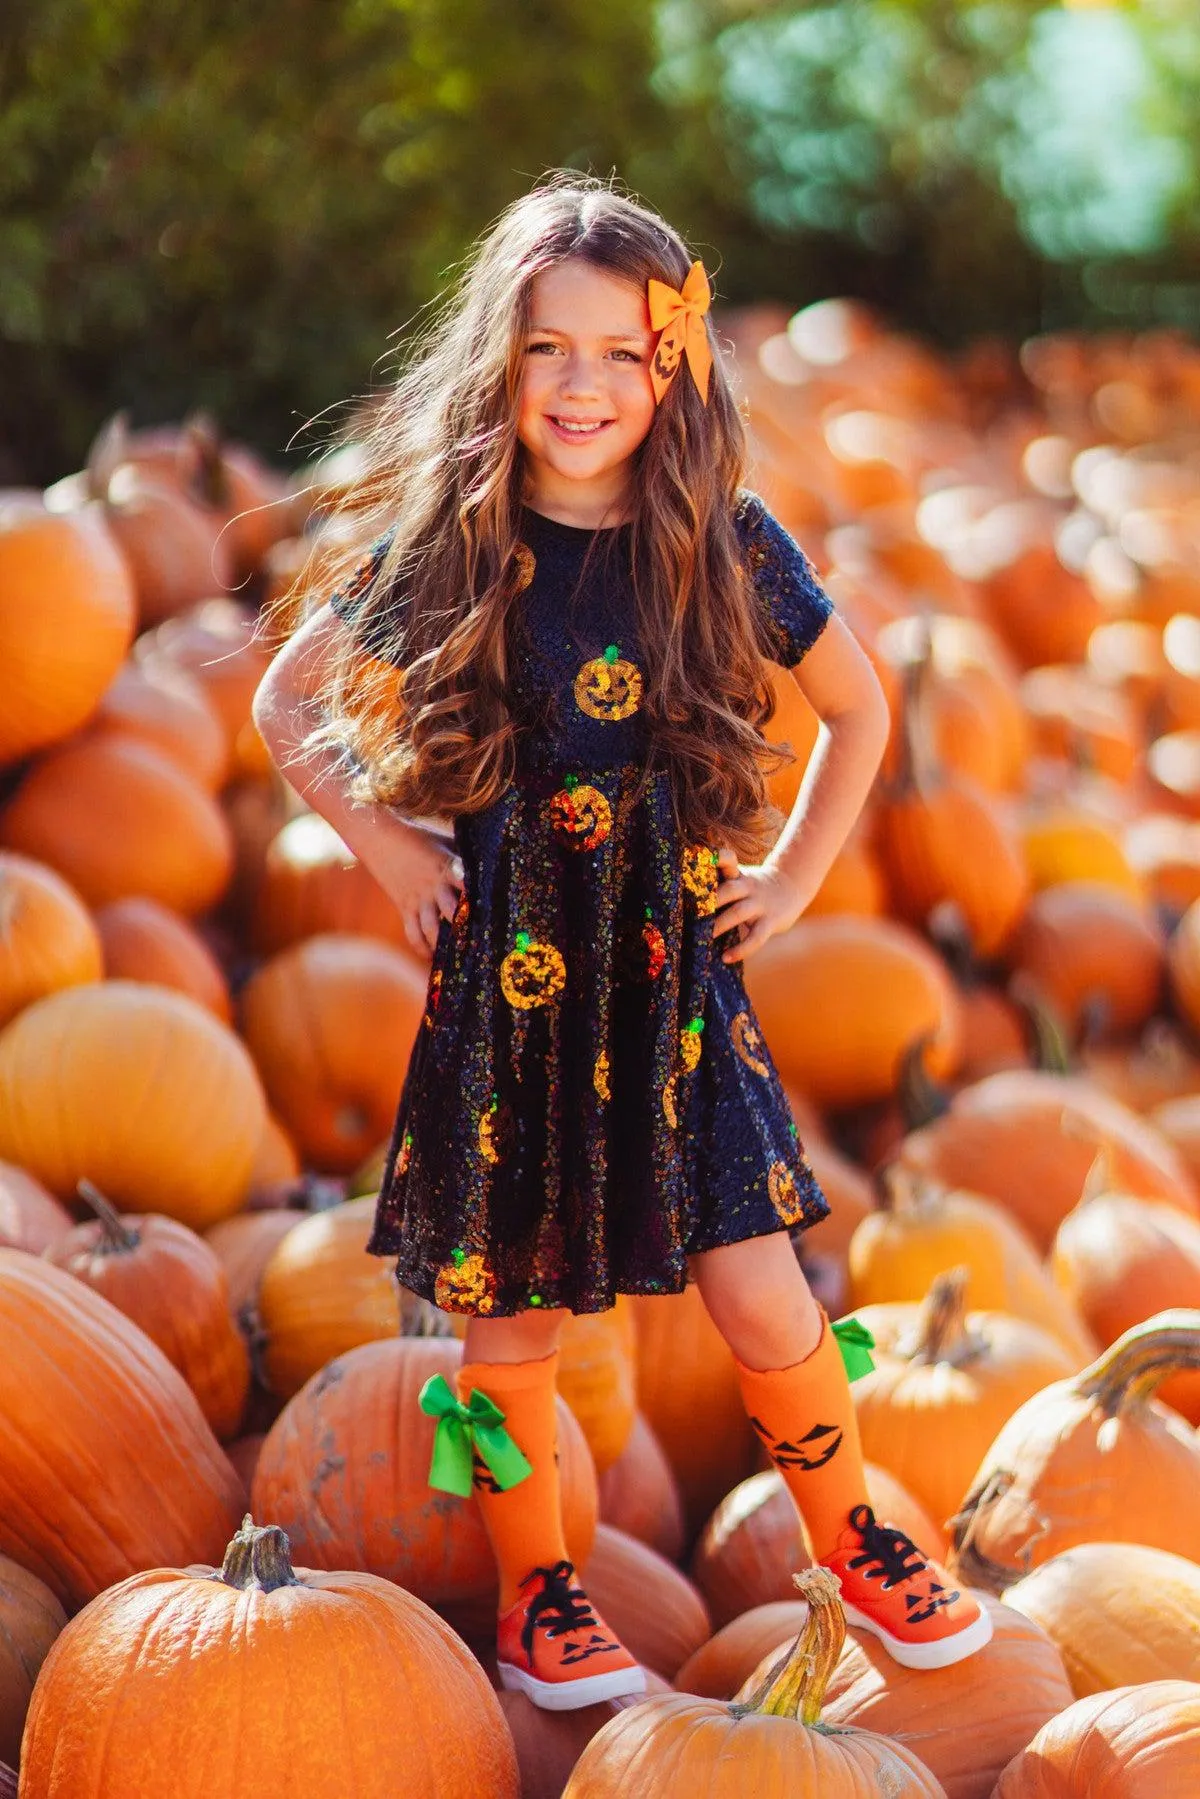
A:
[845, 1504, 932, 1590]
[519, 1560, 601, 1662]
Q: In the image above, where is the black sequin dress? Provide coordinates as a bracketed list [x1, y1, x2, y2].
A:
[327, 493, 833, 1317]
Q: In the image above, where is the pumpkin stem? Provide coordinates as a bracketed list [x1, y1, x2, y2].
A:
[217, 1515, 300, 1593]
[734, 1566, 845, 1726]
[901, 1266, 981, 1367]
[927, 899, 979, 986]
[75, 1178, 140, 1254]
[1074, 1309, 1200, 1413]
[946, 1468, 1027, 1595]
[1008, 976, 1073, 1075]
[896, 1034, 951, 1132]
[1077, 1144, 1116, 1209]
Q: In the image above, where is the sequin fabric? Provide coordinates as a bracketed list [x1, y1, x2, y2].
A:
[326, 492, 834, 1316]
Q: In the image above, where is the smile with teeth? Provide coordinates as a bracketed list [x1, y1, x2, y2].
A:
[548, 417, 614, 437]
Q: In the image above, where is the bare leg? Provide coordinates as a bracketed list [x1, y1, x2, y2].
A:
[687, 1231, 823, 1370]
[462, 1306, 569, 1365]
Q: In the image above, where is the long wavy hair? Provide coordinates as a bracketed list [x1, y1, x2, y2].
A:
[278, 172, 798, 861]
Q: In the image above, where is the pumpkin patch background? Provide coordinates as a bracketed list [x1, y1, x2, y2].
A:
[7, 0, 1200, 1791]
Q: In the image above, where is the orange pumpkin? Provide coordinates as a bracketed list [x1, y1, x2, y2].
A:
[819, 1595, 1074, 1799]
[255, 1195, 408, 1398]
[251, 1336, 597, 1634]
[848, 1272, 1078, 1527]
[0, 1250, 243, 1610]
[251, 812, 411, 955]
[1050, 1185, 1200, 1423]
[849, 1171, 1096, 1362]
[94, 896, 232, 1022]
[1006, 882, 1164, 1040]
[950, 1311, 1200, 1589]
[1003, 1541, 1200, 1699]
[556, 1303, 637, 1473]
[743, 915, 963, 1109]
[0, 981, 265, 1231]
[563, 1567, 946, 1797]
[629, 1284, 759, 1541]
[0, 1554, 66, 1765]
[895, 1070, 1199, 1251]
[205, 1208, 305, 1320]
[90, 653, 229, 790]
[0, 733, 233, 915]
[17, 1517, 518, 1798]
[45, 1180, 250, 1439]
[0, 507, 135, 767]
[596, 1411, 686, 1563]
[238, 934, 428, 1171]
[0, 850, 101, 1028]
[992, 1681, 1200, 1797]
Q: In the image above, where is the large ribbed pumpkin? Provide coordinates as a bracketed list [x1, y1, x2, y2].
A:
[0, 981, 266, 1230]
[251, 1337, 597, 1633]
[0, 1556, 65, 1765]
[1003, 1542, 1200, 1698]
[45, 1181, 249, 1439]
[0, 508, 135, 766]
[0, 733, 233, 915]
[849, 1271, 1078, 1527]
[238, 934, 427, 1171]
[17, 1518, 518, 1799]
[577, 1523, 710, 1681]
[819, 1596, 1074, 1799]
[992, 1680, 1200, 1796]
[0, 1251, 243, 1610]
[205, 1208, 305, 1320]
[564, 1568, 947, 1798]
[743, 916, 962, 1108]
[0, 851, 102, 1028]
[950, 1311, 1200, 1590]
[1005, 882, 1164, 1039]
[596, 1410, 686, 1562]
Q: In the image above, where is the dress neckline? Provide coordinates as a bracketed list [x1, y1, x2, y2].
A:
[520, 506, 632, 540]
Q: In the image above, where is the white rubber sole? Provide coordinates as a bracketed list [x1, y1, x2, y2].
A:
[497, 1658, 648, 1711]
[841, 1599, 994, 1669]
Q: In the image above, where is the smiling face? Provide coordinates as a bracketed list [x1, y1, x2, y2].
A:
[516, 258, 658, 526]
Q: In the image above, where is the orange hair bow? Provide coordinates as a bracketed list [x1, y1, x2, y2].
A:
[648, 260, 713, 406]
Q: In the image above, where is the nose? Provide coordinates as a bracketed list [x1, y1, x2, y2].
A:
[557, 349, 603, 399]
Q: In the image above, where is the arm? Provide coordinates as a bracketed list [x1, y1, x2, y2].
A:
[763, 613, 890, 909]
[250, 606, 464, 959]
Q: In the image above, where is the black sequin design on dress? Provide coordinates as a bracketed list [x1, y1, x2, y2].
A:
[326, 491, 833, 1316]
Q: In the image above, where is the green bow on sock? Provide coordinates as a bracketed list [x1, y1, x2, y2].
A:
[832, 1316, 876, 1382]
[418, 1372, 534, 1498]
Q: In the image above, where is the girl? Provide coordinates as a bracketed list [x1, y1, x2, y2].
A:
[252, 173, 992, 1713]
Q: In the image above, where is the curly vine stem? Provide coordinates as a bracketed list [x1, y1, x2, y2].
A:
[1073, 1309, 1200, 1413]
[75, 1178, 140, 1254]
[734, 1567, 845, 1728]
[217, 1516, 300, 1593]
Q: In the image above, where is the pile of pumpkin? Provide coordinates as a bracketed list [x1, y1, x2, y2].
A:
[2, 309, 1200, 1793]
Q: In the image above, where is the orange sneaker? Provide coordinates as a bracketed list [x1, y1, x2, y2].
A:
[821, 1504, 993, 1670]
[496, 1559, 647, 1711]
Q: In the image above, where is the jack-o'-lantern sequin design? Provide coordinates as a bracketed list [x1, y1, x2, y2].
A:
[330, 495, 834, 1316]
[574, 643, 643, 721]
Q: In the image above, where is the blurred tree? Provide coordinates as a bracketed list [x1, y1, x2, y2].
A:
[0, 0, 686, 481]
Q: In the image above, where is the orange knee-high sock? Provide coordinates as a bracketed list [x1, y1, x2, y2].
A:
[456, 1350, 570, 1613]
[733, 1307, 869, 1561]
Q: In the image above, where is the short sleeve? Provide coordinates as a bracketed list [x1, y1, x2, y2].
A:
[734, 491, 834, 668]
[325, 527, 406, 666]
